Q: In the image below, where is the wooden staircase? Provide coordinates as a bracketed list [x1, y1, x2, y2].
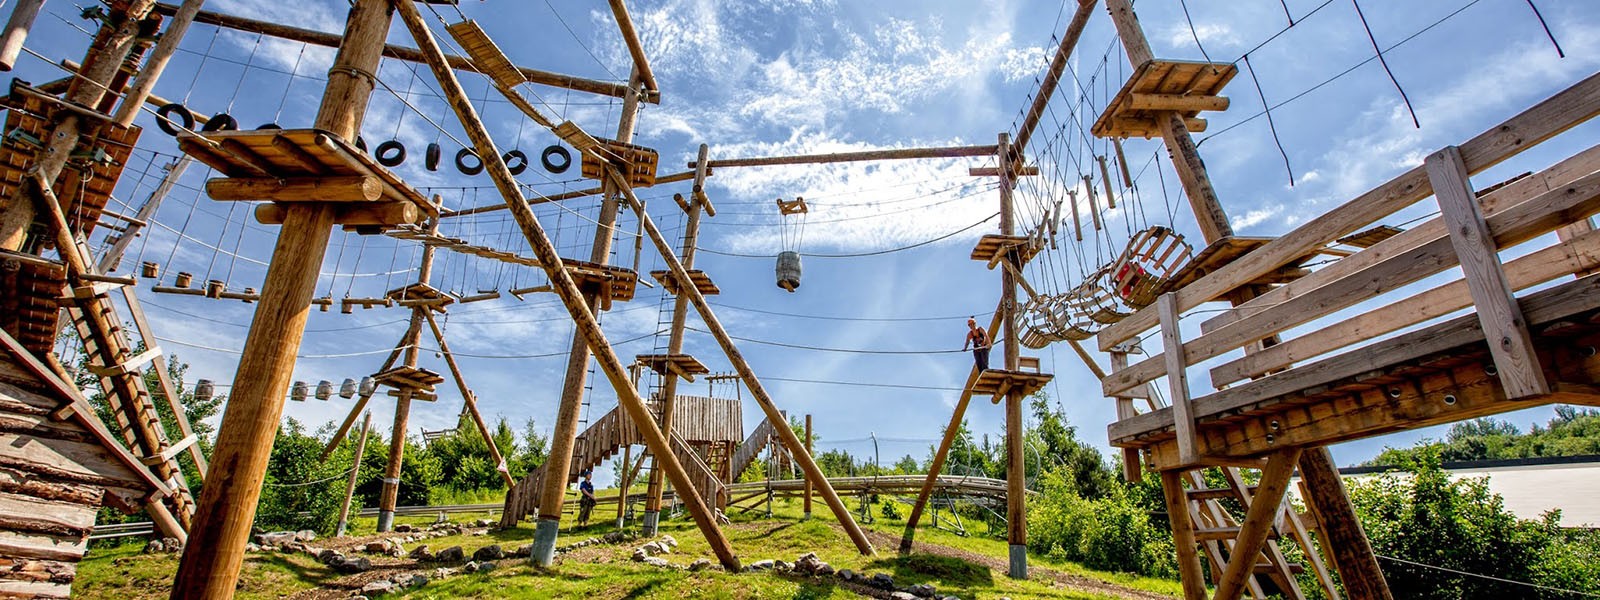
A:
[728, 415, 784, 478]
[1169, 466, 1336, 599]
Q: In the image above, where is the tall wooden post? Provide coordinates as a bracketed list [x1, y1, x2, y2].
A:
[615, 444, 632, 528]
[1102, 1, 1388, 596]
[378, 211, 441, 532]
[388, 2, 741, 570]
[0, 0, 158, 249]
[335, 412, 372, 537]
[802, 414, 812, 520]
[170, 2, 393, 597]
[0, 0, 46, 71]
[996, 133, 1028, 579]
[642, 144, 708, 534]
[533, 67, 643, 564]
[112, 0, 208, 127]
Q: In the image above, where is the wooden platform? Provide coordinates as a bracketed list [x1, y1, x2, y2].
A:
[385, 282, 454, 312]
[1161, 236, 1325, 293]
[1091, 59, 1235, 139]
[651, 269, 720, 296]
[636, 353, 710, 381]
[970, 234, 1041, 266]
[1110, 275, 1600, 469]
[576, 134, 659, 187]
[971, 369, 1054, 402]
[564, 258, 638, 309]
[374, 365, 444, 394]
[0, 87, 140, 243]
[175, 128, 434, 223]
[1336, 225, 1405, 249]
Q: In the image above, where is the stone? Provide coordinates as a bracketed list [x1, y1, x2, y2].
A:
[631, 549, 648, 562]
[245, 543, 261, 553]
[253, 531, 296, 546]
[360, 580, 393, 595]
[870, 573, 896, 589]
[513, 544, 534, 558]
[365, 540, 392, 554]
[294, 530, 316, 542]
[774, 560, 791, 573]
[400, 574, 429, 589]
[837, 568, 857, 582]
[142, 540, 165, 554]
[409, 545, 434, 561]
[688, 558, 712, 572]
[890, 593, 918, 600]
[642, 556, 671, 568]
[660, 534, 677, 548]
[331, 556, 372, 574]
[317, 549, 343, 564]
[161, 537, 183, 553]
[433, 567, 461, 579]
[748, 559, 775, 571]
[472, 545, 504, 561]
[436, 546, 466, 563]
[908, 583, 937, 597]
[817, 563, 835, 576]
[395, 524, 415, 533]
[638, 542, 662, 556]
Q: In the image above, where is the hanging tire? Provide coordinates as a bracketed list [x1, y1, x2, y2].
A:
[375, 140, 406, 167]
[541, 145, 572, 173]
[201, 113, 238, 132]
[425, 143, 442, 171]
[456, 148, 483, 175]
[155, 103, 193, 136]
[255, 122, 282, 130]
[354, 136, 368, 153]
[503, 150, 528, 176]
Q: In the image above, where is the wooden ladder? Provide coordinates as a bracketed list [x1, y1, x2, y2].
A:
[1170, 464, 1339, 600]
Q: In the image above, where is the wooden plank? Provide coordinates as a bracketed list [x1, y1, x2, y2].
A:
[86, 345, 161, 377]
[206, 176, 384, 202]
[1128, 93, 1229, 112]
[1158, 293, 1199, 466]
[1105, 165, 1600, 397]
[1211, 226, 1600, 386]
[1300, 448, 1392, 599]
[1427, 145, 1550, 398]
[1211, 449, 1301, 600]
[0, 491, 95, 538]
[1161, 470, 1209, 600]
[1098, 72, 1600, 352]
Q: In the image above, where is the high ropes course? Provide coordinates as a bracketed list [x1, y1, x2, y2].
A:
[0, 0, 1592, 599]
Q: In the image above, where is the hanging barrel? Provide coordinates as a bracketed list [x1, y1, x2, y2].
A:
[315, 380, 334, 401]
[290, 380, 308, 402]
[776, 250, 802, 292]
[339, 378, 358, 399]
[358, 376, 376, 397]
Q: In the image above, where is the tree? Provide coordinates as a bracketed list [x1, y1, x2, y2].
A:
[1028, 394, 1115, 499]
[256, 418, 349, 533]
[892, 454, 920, 474]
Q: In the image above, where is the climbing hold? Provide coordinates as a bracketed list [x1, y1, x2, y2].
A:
[776, 251, 802, 292]
[315, 380, 333, 401]
[339, 378, 358, 399]
[290, 381, 308, 402]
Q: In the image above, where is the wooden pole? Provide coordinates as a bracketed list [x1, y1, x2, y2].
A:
[899, 307, 1003, 552]
[608, 168, 875, 556]
[997, 133, 1028, 579]
[1300, 448, 1392, 600]
[605, 0, 656, 93]
[148, 3, 642, 103]
[388, 0, 740, 571]
[0, 0, 158, 249]
[334, 412, 372, 537]
[1161, 470, 1209, 600]
[642, 144, 707, 533]
[1103, 0, 1232, 243]
[1212, 448, 1301, 600]
[697, 145, 999, 169]
[615, 444, 632, 528]
[171, 1, 390, 596]
[1012, 0, 1098, 153]
[535, 68, 642, 559]
[0, 0, 46, 71]
[378, 203, 441, 532]
[112, 0, 207, 126]
[422, 311, 514, 487]
[802, 414, 812, 520]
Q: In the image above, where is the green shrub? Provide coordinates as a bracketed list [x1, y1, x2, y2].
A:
[1027, 469, 1176, 578]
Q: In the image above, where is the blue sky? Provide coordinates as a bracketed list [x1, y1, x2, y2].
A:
[20, 0, 1600, 486]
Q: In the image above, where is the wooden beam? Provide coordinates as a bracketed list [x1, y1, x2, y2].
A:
[969, 165, 1041, 177]
[1097, 71, 1600, 352]
[113, 0, 207, 126]
[695, 145, 998, 168]
[606, 0, 656, 92]
[1300, 448, 1392, 600]
[1012, 0, 1098, 153]
[150, 2, 648, 103]
[207, 176, 385, 202]
[1158, 293, 1199, 466]
[1127, 93, 1229, 112]
[333, 412, 371, 537]
[254, 201, 418, 226]
[0, 0, 46, 71]
[423, 311, 515, 487]
[389, 0, 739, 571]
[1427, 145, 1550, 398]
[1212, 448, 1301, 600]
[1161, 470, 1209, 600]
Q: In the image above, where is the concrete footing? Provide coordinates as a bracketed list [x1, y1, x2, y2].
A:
[640, 510, 659, 536]
[531, 518, 559, 566]
[1008, 544, 1028, 579]
[375, 510, 394, 533]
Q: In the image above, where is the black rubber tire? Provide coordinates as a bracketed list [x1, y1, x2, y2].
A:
[354, 136, 368, 153]
[255, 122, 282, 130]
[375, 140, 406, 167]
[541, 145, 572, 173]
[425, 143, 442, 171]
[155, 103, 193, 136]
[455, 148, 484, 175]
[503, 150, 528, 176]
[201, 113, 238, 132]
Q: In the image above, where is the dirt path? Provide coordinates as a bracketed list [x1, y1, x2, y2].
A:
[864, 530, 1174, 600]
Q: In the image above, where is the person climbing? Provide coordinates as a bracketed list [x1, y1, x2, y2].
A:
[577, 470, 596, 526]
[963, 317, 990, 371]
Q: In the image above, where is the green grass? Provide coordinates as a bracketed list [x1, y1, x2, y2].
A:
[74, 495, 1182, 599]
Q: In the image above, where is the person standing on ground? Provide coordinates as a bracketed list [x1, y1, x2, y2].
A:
[963, 317, 990, 371]
[577, 470, 596, 526]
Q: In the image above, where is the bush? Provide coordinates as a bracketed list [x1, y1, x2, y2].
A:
[1027, 469, 1176, 578]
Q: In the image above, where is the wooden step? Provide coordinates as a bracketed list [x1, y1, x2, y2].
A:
[1186, 485, 1256, 500]
[1193, 526, 1279, 542]
[445, 20, 527, 90]
[88, 345, 162, 377]
[1253, 562, 1305, 575]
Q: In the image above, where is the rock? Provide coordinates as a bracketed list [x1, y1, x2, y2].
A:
[360, 580, 393, 595]
[435, 546, 465, 563]
[642, 556, 671, 568]
[890, 593, 918, 600]
[870, 573, 895, 589]
[395, 524, 415, 533]
[908, 583, 937, 598]
[365, 540, 392, 554]
[513, 544, 533, 558]
[143, 540, 165, 554]
[748, 559, 776, 571]
[631, 549, 648, 562]
[331, 556, 371, 574]
[638, 541, 662, 556]
[317, 549, 343, 564]
[817, 563, 835, 576]
[836, 568, 857, 582]
[688, 558, 712, 572]
[398, 573, 429, 589]
[409, 545, 434, 561]
[473, 560, 496, 573]
[774, 560, 791, 573]
[714, 509, 730, 525]
[603, 531, 626, 543]
[660, 534, 677, 548]
[253, 531, 296, 546]
[161, 537, 183, 553]
[245, 543, 261, 553]
[294, 530, 316, 542]
[473, 544, 504, 561]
